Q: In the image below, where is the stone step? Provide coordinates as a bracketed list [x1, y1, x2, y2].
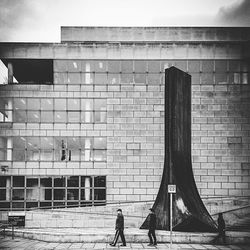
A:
[5, 228, 250, 244]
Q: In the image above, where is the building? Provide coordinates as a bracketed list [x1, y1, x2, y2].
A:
[0, 27, 250, 220]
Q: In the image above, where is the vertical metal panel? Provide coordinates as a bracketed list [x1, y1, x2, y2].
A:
[140, 66, 217, 232]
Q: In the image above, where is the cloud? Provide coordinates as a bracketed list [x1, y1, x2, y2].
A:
[216, 0, 250, 26]
[0, 0, 38, 41]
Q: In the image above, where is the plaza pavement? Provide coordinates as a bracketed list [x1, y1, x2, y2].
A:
[0, 236, 249, 250]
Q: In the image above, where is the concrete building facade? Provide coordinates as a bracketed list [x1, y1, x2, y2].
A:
[0, 27, 250, 218]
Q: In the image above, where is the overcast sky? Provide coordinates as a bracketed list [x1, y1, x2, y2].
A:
[0, 0, 249, 42]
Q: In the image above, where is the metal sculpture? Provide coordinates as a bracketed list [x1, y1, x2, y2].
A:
[140, 67, 217, 232]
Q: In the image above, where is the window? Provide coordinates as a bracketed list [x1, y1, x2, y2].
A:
[0, 98, 13, 123]
[0, 175, 106, 210]
[1, 59, 53, 84]
[0, 136, 107, 162]
[12, 98, 107, 124]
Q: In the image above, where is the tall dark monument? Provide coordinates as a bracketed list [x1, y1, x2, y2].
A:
[141, 67, 217, 232]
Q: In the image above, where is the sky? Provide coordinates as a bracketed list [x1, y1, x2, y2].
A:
[0, 0, 250, 42]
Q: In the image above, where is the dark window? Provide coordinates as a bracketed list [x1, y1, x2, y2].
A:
[2, 59, 53, 84]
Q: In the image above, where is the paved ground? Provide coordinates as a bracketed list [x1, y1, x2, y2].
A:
[0, 236, 249, 250]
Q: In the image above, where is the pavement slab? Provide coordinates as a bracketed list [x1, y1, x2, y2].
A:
[1, 236, 250, 250]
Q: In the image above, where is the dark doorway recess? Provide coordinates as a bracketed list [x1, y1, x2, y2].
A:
[140, 66, 217, 232]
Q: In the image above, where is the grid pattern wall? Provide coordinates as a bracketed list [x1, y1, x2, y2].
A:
[0, 58, 250, 204]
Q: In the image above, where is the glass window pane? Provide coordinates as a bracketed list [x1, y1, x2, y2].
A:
[80, 189, 92, 201]
[14, 110, 26, 122]
[67, 189, 79, 200]
[40, 189, 52, 201]
[242, 73, 248, 84]
[94, 150, 106, 161]
[54, 138, 67, 161]
[94, 99, 106, 111]
[12, 189, 24, 200]
[94, 176, 106, 187]
[0, 149, 7, 161]
[81, 111, 93, 123]
[41, 111, 53, 123]
[94, 73, 107, 84]
[108, 61, 120, 72]
[134, 73, 146, 83]
[215, 73, 227, 84]
[0, 176, 11, 187]
[54, 60, 67, 72]
[147, 73, 160, 85]
[94, 189, 106, 200]
[41, 178, 52, 187]
[68, 149, 80, 161]
[55, 99, 66, 110]
[80, 149, 93, 161]
[81, 61, 94, 72]
[188, 61, 200, 73]
[14, 98, 26, 110]
[94, 111, 106, 123]
[13, 137, 26, 148]
[134, 61, 147, 72]
[68, 73, 81, 84]
[13, 150, 25, 161]
[12, 202, 24, 208]
[0, 137, 7, 149]
[27, 99, 40, 110]
[94, 138, 106, 149]
[27, 178, 38, 187]
[68, 99, 80, 110]
[27, 149, 39, 161]
[94, 61, 107, 72]
[54, 177, 66, 187]
[41, 99, 53, 110]
[40, 149, 53, 161]
[81, 99, 93, 110]
[121, 61, 133, 72]
[81, 176, 92, 187]
[26, 188, 39, 200]
[54, 189, 65, 200]
[121, 73, 133, 83]
[68, 111, 80, 123]
[148, 61, 160, 72]
[54, 73, 68, 84]
[26, 202, 38, 208]
[215, 60, 227, 72]
[107, 73, 119, 84]
[40, 202, 52, 207]
[201, 73, 214, 84]
[229, 60, 241, 72]
[13, 176, 24, 187]
[67, 176, 79, 187]
[67, 60, 81, 72]
[81, 73, 94, 84]
[0, 202, 10, 209]
[67, 137, 80, 149]
[40, 137, 53, 149]
[27, 111, 40, 122]
[27, 137, 39, 149]
[202, 60, 214, 72]
[55, 111, 67, 123]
